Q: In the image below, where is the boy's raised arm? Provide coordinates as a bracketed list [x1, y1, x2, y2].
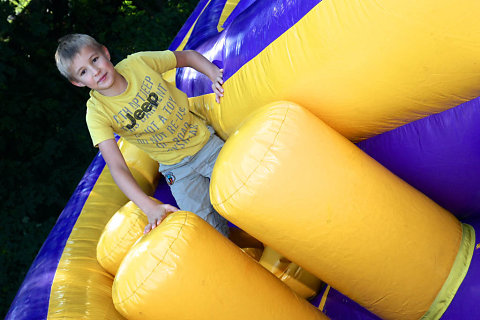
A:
[173, 50, 224, 103]
[98, 139, 178, 234]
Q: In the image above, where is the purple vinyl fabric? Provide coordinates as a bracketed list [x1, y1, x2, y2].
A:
[183, 0, 227, 51]
[357, 97, 480, 220]
[153, 176, 178, 207]
[176, 0, 322, 97]
[310, 285, 381, 320]
[6, 153, 106, 320]
[168, 0, 210, 51]
[221, 0, 256, 30]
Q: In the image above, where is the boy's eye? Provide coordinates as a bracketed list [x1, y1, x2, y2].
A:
[80, 70, 86, 76]
[92, 57, 98, 62]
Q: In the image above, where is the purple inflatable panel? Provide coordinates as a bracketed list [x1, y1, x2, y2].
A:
[176, 0, 322, 97]
[358, 97, 480, 220]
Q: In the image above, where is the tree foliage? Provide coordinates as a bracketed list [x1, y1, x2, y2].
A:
[0, 0, 197, 316]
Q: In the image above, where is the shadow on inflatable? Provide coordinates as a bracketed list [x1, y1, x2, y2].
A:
[7, 0, 480, 319]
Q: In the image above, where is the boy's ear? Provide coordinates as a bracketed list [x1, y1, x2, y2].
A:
[102, 46, 111, 61]
[70, 80, 86, 87]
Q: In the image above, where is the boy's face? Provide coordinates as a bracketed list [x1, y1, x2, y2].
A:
[69, 45, 117, 94]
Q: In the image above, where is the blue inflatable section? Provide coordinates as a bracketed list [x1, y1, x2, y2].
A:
[7, 0, 479, 319]
[358, 97, 480, 220]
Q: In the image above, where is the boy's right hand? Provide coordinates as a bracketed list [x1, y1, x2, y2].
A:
[144, 203, 179, 234]
[212, 68, 224, 103]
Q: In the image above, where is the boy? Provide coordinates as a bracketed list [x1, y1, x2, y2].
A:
[55, 34, 229, 236]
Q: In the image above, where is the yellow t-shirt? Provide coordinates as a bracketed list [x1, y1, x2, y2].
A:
[86, 51, 210, 165]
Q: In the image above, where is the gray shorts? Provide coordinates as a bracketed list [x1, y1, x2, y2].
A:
[158, 128, 229, 237]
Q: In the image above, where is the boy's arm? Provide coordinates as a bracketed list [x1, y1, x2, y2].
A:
[173, 50, 224, 103]
[98, 139, 178, 234]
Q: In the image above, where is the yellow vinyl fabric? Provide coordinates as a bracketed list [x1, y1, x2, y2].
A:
[210, 102, 470, 320]
[112, 211, 329, 320]
[259, 246, 323, 299]
[217, 0, 239, 32]
[97, 199, 159, 276]
[190, 0, 480, 142]
[47, 139, 158, 319]
[229, 227, 264, 261]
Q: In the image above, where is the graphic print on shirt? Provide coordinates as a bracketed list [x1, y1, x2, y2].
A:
[111, 75, 198, 153]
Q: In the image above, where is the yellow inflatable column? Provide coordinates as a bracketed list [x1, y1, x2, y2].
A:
[210, 102, 474, 320]
[97, 199, 162, 276]
[112, 211, 328, 320]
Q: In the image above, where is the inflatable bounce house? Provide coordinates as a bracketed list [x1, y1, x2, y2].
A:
[7, 0, 480, 319]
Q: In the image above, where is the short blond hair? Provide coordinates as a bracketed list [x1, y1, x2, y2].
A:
[55, 34, 103, 80]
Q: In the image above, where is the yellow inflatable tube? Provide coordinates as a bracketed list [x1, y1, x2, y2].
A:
[112, 211, 328, 320]
[97, 201, 322, 304]
[190, 0, 480, 142]
[210, 102, 474, 320]
[97, 199, 161, 276]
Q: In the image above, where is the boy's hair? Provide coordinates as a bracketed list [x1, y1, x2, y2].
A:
[55, 34, 103, 80]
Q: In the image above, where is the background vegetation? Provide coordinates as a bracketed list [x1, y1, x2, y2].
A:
[0, 0, 198, 316]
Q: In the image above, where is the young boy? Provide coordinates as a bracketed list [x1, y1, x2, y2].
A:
[55, 34, 229, 236]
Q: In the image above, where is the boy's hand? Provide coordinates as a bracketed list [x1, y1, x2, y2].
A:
[144, 203, 179, 234]
[173, 51, 224, 103]
[212, 69, 224, 103]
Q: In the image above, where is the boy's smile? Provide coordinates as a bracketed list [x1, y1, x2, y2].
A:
[70, 45, 126, 96]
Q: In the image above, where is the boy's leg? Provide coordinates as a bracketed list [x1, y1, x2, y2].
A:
[159, 131, 229, 237]
[166, 170, 229, 237]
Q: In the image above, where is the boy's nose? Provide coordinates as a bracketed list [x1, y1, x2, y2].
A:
[91, 65, 100, 76]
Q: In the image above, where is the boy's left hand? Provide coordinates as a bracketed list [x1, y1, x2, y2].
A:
[212, 69, 224, 103]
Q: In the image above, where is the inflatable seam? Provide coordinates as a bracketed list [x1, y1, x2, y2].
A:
[98, 213, 144, 264]
[420, 223, 475, 320]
